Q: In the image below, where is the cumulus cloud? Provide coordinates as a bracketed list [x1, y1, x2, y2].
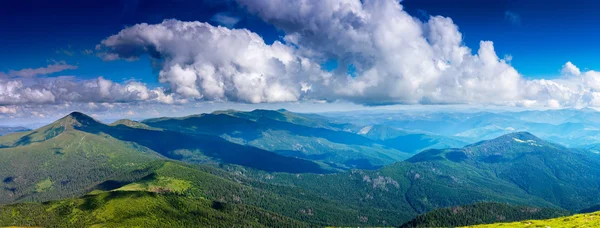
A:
[88, 0, 600, 108]
[98, 19, 322, 103]
[234, 0, 524, 105]
[0, 76, 179, 105]
[1, 62, 78, 78]
[0, 106, 17, 114]
[561, 61, 581, 76]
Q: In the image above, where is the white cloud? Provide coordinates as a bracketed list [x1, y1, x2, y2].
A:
[2, 0, 584, 109]
[0, 76, 177, 105]
[0, 106, 17, 114]
[99, 19, 319, 104]
[561, 61, 581, 76]
[237, 0, 525, 105]
[210, 12, 241, 28]
[2, 62, 78, 78]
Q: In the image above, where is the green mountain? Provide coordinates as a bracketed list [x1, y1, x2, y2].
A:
[4, 112, 600, 227]
[143, 109, 413, 170]
[408, 132, 600, 211]
[0, 112, 328, 205]
[233, 132, 600, 225]
[399, 202, 570, 227]
[0, 112, 162, 204]
[0, 162, 309, 227]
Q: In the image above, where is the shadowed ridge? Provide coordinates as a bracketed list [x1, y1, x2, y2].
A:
[407, 132, 562, 163]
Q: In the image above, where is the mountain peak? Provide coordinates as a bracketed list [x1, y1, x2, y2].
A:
[57, 112, 101, 129]
[470, 132, 541, 146]
[463, 131, 560, 160]
[12, 112, 102, 146]
[501, 131, 540, 141]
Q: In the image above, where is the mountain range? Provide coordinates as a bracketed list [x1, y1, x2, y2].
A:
[0, 126, 29, 136]
[323, 108, 600, 147]
[1, 109, 600, 226]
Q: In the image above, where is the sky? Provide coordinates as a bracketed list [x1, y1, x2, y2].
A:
[1, 0, 600, 125]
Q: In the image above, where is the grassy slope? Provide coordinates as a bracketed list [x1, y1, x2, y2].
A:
[468, 211, 600, 227]
[0, 160, 365, 227]
[0, 129, 160, 204]
[0, 191, 309, 227]
[0, 111, 328, 205]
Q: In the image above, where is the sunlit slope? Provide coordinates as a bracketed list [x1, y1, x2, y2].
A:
[467, 211, 600, 227]
[0, 114, 161, 204]
[0, 191, 308, 227]
[0, 160, 366, 227]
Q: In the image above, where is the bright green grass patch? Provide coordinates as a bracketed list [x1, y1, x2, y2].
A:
[115, 176, 191, 194]
[35, 178, 53, 192]
[467, 211, 600, 227]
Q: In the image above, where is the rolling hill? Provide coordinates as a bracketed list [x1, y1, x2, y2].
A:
[141, 109, 466, 170]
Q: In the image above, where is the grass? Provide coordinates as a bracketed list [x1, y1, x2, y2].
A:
[0, 191, 309, 227]
[34, 178, 53, 193]
[467, 211, 600, 227]
[115, 176, 191, 194]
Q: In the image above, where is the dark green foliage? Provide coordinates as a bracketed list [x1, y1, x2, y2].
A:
[399, 202, 570, 227]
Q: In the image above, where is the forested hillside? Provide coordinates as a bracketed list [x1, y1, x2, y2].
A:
[399, 202, 570, 227]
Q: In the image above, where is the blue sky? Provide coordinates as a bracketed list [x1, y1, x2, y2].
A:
[2, 0, 600, 123]
[402, 0, 600, 79]
[2, 0, 598, 80]
[0, 0, 280, 85]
